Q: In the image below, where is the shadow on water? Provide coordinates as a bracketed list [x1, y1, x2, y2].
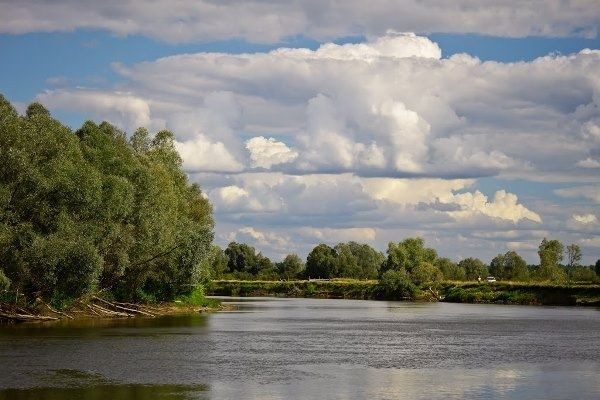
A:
[0, 314, 209, 337]
[0, 369, 208, 400]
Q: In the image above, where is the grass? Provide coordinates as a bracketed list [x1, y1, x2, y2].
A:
[174, 286, 221, 308]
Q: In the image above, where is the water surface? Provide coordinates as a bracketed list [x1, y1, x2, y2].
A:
[1, 298, 599, 399]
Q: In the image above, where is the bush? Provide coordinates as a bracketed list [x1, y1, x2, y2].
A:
[570, 267, 599, 283]
[379, 269, 417, 299]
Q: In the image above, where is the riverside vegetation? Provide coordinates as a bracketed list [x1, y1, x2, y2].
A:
[0, 96, 216, 321]
[1, 96, 599, 322]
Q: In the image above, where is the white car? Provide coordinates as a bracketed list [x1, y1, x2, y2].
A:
[486, 276, 496, 282]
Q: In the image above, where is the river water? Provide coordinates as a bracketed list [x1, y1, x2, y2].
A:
[0, 297, 599, 399]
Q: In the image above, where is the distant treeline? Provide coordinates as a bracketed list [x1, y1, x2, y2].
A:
[0, 96, 213, 307]
[211, 238, 600, 298]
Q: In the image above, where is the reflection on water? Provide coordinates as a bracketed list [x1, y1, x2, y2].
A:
[0, 369, 207, 400]
[1, 298, 599, 400]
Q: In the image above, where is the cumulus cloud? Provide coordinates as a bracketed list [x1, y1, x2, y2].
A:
[1, 1, 598, 41]
[35, 34, 600, 181]
[246, 136, 298, 169]
[447, 190, 542, 223]
[175, 135, 243, 173]
[22, 31, 600, 263]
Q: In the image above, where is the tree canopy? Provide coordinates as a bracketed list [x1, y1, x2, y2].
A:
[0, 96, 214, 304]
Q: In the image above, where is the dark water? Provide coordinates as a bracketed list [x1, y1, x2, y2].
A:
[1, 298, 599, 399]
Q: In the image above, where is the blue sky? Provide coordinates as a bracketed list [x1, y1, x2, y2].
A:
[0, 1, 598, 263]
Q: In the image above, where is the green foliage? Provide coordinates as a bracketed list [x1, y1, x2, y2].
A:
[379, 269, 417, 299]
[411, 262, 443, 286]
[538, 238, 563, 269]
[176, 286, 220, 307]
[384, 237, 437, 274]
[566, 244, 582, 269]
[489, 251, 529, 281]
[458, 257, 488, 280]
[596, 259, 600, 277]
[435, 258, 465, 281]
[0, 95, 214, 303]
[305, 243, 337, 278]
[534, 264, 567, 283]
[224, 242, 272, 276]
[569, 266, 599, 283]
[334, 242, 384, 279]
[0, 268, 9, 291]
[277, 254, 305, 280]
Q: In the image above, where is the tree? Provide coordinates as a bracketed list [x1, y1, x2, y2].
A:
[538, 238, 563, 268]
[379, 269, 417, 299]
[305, 244, 337, 279]
[224, 242, 272, 276]
[25, 102, 50, 118]
[384, 237, 437, 274]
[536, 238, 566, 282]
[435, 258, 465, 281]
[334, 242, 384, 279]
[596, 259, 600, 277]
[566, 244, 582, 269]
[411, 262, 443, 286]
[458, 258, 488, 280]
[277, 254, 304, 280]
[489, 251, 529, 281]
[0, 95, 215, 303]
[569, 266, 599, 283]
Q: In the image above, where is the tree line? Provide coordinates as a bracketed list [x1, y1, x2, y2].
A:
[0, 96, 214, 306]
[212, 238, 600, 290]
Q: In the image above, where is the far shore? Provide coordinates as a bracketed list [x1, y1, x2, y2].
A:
[207, 279, 600, 307]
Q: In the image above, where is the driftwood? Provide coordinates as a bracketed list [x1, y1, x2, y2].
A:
[428, 286, 444, 301]
[33, 298, 75, 319]
[0, 308, 59, 322]
[92, 296, 156, 317]
[89, 303, 132, 317]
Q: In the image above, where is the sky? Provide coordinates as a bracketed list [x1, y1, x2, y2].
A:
[1, 0, 599, 264]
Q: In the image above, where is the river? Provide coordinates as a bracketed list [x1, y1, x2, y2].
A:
[1, 297, 599, 399]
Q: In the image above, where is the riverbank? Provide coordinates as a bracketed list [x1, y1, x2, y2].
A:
[0, 294, 223, 323]
[207, 279, 600, 306]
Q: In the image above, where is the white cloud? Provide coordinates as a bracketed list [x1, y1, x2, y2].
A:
[35, 34, 600, 180]
[447, 190, 542, 223]
[572, 214, 598, 224]
[175, 135, 243, 173]
[231, 227, 290, 249]
[298, 227, 378, 243]
[37, 89, 154, 132]
[1, 1, 598, 41]
[576, 157, 600, 168]
[555, 185, 600, 203]
[245, 136, 298, 169]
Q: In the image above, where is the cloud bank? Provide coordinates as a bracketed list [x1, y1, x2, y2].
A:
[32, 33, 600, 262]
[1, 1, 599, 42]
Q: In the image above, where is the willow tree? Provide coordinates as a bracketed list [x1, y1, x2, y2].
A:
[0, 95, 214, 304]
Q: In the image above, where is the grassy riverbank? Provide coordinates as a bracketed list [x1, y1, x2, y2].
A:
[207, 279, 600, 306]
